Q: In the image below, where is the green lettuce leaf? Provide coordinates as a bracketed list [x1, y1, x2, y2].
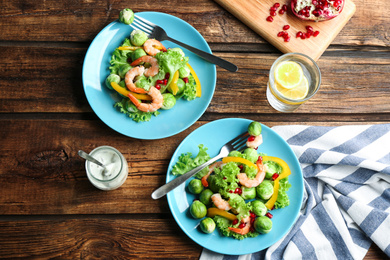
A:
[171, 144, 211, 176]
[274, 177, 292, 209]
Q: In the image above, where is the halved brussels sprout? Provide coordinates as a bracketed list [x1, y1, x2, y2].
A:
[199, 189, 214, 206]
[200, 217, 216, 234]
[241, 186, 256, 200]
[161, 93, 177, 110]
[248, 121, 262, 136]
[178, 66, 190, 78]
[118, 64, 132, 79]
[131, 48, 147, 62]
[188, 179, 203, 194]
[119, 9, 134, 25]
[254, 215, 272, 234]
[105, 74, 120, 89]
[251, 200, 267, 216]
[256, 180, 274, 200]
[130, 30, 148, 47]
[243, 148, 259, 163]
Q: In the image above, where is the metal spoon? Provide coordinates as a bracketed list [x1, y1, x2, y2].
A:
[78, 150, 105, 169]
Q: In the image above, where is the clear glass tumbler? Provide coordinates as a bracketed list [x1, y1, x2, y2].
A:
[266, 52, 321, 112]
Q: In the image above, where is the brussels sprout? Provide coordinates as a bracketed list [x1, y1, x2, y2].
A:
[256, 180, 274, 200]
[200, 217, 216, 234]
[251, 200, 267, 216]
[208, 175, 219, 193]
[190, 200, 207, 219]
[118, 64, 132, 78]
[168, 78, 186, 95]
[130, 30, 148, 47]
[228, 150, 243, 158]
[169, 47, 185, 57]
[248, 121, 262, 136]
[264, 161, 282, 179]
[119, 8, 134, 25]
[125, 100, 138, 113]
[178, 66, 190, 78]
[199, 189, 214, 206]
[135, 76, 150, 91]
[254, 215, 272, 234]
[105, 74, 121, 89]
[243, 148, 259, 164]
[131, 48, 147, 62]
[188, 179, 203, 194]
[161, 93, 176, 110]
[241, 186, 256, 200]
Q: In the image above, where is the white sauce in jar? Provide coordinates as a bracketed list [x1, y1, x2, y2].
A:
[86, 146, 128, 190]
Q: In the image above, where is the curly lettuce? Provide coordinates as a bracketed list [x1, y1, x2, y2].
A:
[171, 144, 211, 178]
[275, 177, 292, 209]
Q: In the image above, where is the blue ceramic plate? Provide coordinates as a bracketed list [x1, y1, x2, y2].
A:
[82, 12, 216, 139]
[167, 118, 303, 255]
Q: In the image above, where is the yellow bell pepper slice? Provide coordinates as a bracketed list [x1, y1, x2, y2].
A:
[169, 70, 180, 95]
[207, 208, 237, 221]
[222, 156, 258, 171]
[186, 63, 201, 97]
[263, 156, 292, 210]
[110, 82, 152, 100]
[117, 46, 141, 51]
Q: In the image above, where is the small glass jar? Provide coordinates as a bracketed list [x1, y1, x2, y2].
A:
[85, 146, 128, 190]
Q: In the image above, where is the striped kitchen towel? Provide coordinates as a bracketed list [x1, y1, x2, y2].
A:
[200, 124, 390, 260]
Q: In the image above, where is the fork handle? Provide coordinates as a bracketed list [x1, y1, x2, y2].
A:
[151, 153, 224, 200]
[166, 36, 238, 72]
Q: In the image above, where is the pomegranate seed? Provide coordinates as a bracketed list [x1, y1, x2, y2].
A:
[312, 0, 317, 4]
[238, 165, 243, 170]
[270, 6, 277, 12]
[266, 212, 273, 219]
[313, 31, 320, 37]
[156, 80, 164, 85]
[272, 173, 280, 180]
[306, 32, 311, 38]
[266, 16, 273, 22]
[234, 188, 242, 195]
[277, 31, 285, 37]
[296, 31, 303, 38]
[248, 136, 255, 142]
[273, 3, 280, 8]
[232, 219, 238, 225]
[301, 35, 306, 40]
[270, 10, 277, 16]
[165, 73, 170, 79]
[238, 223, 246, 228]
[283, 25, 290, 30]
[284, 36, 291, 42]
[155, 84, 161, 90]
[282, 4, 288, 11]
[278, 9, 285, 14]
[223, 177, 227, 180]
[183, 77, 189, 83]
[250, 211, 256, 218]
[257, 156, 263, 164]
[306, 26, 314, 32]
[229, 190, 233, 193]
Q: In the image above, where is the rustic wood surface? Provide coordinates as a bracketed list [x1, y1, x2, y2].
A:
[0, 0, 389, 259]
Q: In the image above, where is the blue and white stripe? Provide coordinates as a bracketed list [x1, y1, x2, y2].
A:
[200, 124, 390, 260]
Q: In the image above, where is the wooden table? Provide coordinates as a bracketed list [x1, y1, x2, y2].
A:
[0, 0, 389, 259]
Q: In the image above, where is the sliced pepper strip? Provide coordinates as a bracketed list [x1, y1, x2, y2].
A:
[111, 82, 152, 101]
[222, 156, 258, 171]
[263, 156, 291, 210]
[186, 63, 201, 97]
[169, 70, 180, 95]
[117, 46, 142, 51]
[207, 208, 237, 221]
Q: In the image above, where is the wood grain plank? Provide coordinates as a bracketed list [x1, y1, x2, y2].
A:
[0, 0, 388, 47]
[0, 218, 202, 259]
[1, 47, 389, 114]
[0, 118, 389, 215]
[0, 217, 386, 259]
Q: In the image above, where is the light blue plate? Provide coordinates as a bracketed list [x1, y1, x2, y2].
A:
[167, 118, 304, 255]
[82, 12, 216, 140]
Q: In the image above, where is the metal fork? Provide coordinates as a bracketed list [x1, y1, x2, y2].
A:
[151, 132, 249, 199]
[130, 15, 238, 72]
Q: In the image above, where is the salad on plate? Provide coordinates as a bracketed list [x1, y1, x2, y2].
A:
[171, 121, 292, 240]
[105, 8, 202, 122]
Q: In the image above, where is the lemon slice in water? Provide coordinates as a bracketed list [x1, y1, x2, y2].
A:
[275, 76, 309, 100]
[274, 61, 304, 89]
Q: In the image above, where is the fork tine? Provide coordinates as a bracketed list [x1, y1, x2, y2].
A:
[129, 24, 151, 37]
[133, 16, 155, 31]
[232, 138, 247, 150]
[131, 20, 153, 35]
[229, 132, 249, 145]
[134, 14, 156, 27]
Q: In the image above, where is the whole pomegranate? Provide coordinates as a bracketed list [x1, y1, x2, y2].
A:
[291, 0, 344, 21]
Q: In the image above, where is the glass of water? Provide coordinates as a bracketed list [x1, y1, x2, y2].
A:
[266, 52, 321, 112]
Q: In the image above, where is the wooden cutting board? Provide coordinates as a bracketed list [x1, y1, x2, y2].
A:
[214, 0, 356, 61]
